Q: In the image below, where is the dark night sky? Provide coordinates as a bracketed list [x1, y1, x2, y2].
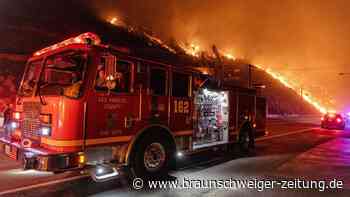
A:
[1, 0, 350, 111]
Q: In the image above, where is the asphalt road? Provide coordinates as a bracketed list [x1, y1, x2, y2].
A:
[3, 117, 350, 197]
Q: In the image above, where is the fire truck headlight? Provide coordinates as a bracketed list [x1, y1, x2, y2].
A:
[11, 122, 18, 129]
[41, 127, 51, 136]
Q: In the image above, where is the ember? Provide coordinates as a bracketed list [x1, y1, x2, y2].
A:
[178, 42, 201, 57]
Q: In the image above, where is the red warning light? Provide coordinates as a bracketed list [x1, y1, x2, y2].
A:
[34, 32, 101, 56]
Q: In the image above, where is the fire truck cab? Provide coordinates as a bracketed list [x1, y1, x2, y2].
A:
[0, 33, 266, 181]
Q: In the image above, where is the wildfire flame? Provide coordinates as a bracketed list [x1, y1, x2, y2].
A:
[109, 17, 176, 53]
[265, 68, 295, 90]
[259, 66, 331, 114]
[179, 43, 201, 57]
[106, 18, 334, 114]
[224, 53, 235, 60]
[110, 17, 118, 25]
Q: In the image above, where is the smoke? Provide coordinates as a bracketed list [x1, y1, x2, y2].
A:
[82, 0, 350, 111]
[1, 0, 348, 111]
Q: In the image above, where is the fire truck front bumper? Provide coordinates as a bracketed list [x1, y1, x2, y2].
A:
[0, 137, 85, 172]
[23, 151, 86, 172]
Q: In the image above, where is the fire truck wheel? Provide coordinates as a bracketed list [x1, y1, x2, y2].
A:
[131, 134, 173, 180]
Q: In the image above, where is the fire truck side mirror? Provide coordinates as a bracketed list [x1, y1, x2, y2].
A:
[104, 55, 117, 90]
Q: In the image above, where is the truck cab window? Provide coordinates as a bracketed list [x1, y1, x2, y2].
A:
[38, 51, 87, 98]
[95, 62, 107, 90]
[150, 68, 166, 96]
[95, 58, 131, 93]
[134, 62, 148, 90]
[114, 60, 131, 93]
[172, 72, 190, 97]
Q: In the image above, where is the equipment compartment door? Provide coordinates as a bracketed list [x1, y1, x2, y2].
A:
[193, 89, 229, 150]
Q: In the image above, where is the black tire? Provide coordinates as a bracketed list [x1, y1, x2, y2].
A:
[130, 133, 173, 180]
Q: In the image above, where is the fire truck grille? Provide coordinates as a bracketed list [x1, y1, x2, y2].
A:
[22, 102, 42, 138]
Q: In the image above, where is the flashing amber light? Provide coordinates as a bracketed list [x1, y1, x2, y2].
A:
[78, 155, 86, 164]
[33, 32, 101, 57]
[13, 112, 21, 120]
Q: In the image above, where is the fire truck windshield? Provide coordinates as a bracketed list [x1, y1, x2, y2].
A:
[20, 51, 87, 98]
[19, 60, 42, 96]
[39, 51, 87, 98]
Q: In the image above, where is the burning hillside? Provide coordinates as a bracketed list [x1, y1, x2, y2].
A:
[83, 0, 348, 112]
[109, 18, 330, 113]
[0, 2, 330, 114]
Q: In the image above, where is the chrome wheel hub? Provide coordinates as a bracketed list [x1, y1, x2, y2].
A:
[144, 143, 166, 172]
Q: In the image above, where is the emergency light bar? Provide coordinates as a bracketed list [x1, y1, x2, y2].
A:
[34, 32, 101, 56]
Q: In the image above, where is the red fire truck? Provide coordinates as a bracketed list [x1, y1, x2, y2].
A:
[0, 33, 266, 181]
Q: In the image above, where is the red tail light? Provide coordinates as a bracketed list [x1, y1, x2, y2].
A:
[336, 118, 342, 123]
[321, 117, 324, 121]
